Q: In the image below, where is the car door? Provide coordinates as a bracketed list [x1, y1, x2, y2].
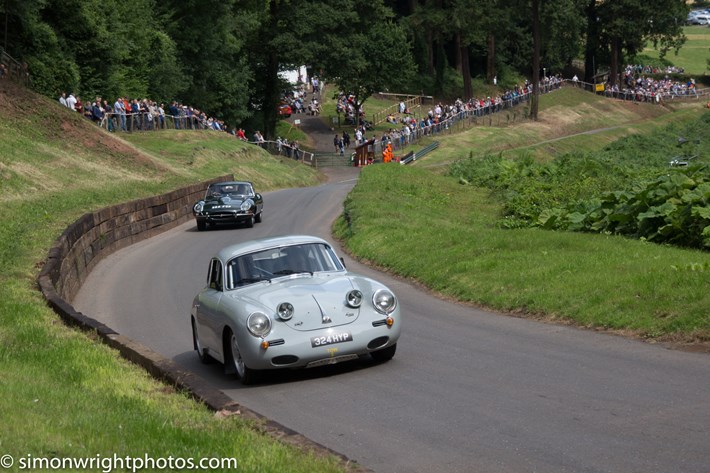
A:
[195, 258, 225, 358]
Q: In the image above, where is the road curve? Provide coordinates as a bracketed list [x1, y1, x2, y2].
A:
[74, 168, 710, 473]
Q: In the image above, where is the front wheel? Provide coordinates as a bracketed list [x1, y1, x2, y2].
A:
[255, 211, 262, 223]
[371, 343, 397, 362]
[226, 330, 257, 385]
[245, 215, 255, 228]
[196, 220, 206, 231]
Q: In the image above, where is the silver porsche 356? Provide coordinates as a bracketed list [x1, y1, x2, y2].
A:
[191, 235, 401, 384]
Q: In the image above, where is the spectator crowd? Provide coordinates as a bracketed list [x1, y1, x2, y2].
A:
[58, 92, 231, 134]
[336, 75, 564, 160]
[602, 64, 701, 102]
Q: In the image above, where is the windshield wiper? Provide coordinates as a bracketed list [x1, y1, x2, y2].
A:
[237, 276, 270, 285]
[273, 269, 314, 276]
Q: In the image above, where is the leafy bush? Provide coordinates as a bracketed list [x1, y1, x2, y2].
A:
[539, 166, 710, 248]
[448, 111, 710, 249]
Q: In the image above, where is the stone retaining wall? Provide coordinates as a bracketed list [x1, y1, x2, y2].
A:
[39, 175, 231, 302]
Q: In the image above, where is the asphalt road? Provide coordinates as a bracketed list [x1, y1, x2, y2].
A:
[74, 167, 710, 473]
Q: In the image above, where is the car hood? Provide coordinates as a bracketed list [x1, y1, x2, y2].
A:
[202, 195, 248, 210]
[232, 274, 365, 331]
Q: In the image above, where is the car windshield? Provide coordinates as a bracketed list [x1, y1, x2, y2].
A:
[207, 183, 251, 198]
[226, 243, 344, 289]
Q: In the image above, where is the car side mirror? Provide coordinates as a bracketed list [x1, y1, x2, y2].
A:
[255, 193, 262, 201]
[340, 257, 346, 269]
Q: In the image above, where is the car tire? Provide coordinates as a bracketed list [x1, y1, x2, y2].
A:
[225, 329, 257, 385]
[196, 220, 206, 231]
[255, 211, 262, 223]
[192, 318, 213, 364]
[371, 343, 397, 362]
[246, 215, 255, 228]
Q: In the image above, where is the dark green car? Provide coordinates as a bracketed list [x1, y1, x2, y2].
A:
[192, 181, 264, 231]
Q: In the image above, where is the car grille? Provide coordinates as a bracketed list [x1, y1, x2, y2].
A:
[305, 354, 359, 368]
[209, 211, 239, 221]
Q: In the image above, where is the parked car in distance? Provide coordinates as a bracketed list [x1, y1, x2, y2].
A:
[688, 13, 710, 25]
[278, 103, 292, 118]
[190, 235, 402, 384]
[192, 181, 263, 231]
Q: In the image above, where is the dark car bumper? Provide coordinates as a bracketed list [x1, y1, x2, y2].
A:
[195, 210, 254, 225]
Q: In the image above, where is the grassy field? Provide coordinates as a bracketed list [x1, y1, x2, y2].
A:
[641, 25, 710, 76]
[0, 81, 347, 472]
[334, 162, 710, 346]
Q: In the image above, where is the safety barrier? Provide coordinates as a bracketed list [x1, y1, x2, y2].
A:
[564, 78, 707, 102]
[400, 141, 439, 165]
[0, 47, 30, 86]
[98, 112, 223, 133]
[251, 140, 316, 166]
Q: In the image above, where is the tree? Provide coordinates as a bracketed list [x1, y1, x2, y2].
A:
[158, 0, 251, 127]
[315, 0, 416, 127]
[588, 0, 688, 85]
[531, 0, 540, 121]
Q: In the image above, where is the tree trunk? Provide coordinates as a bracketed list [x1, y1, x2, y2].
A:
[454, 31, 462, 72]
[426, 30, 434, 75]
[262, 1, 281, 139]
[609, 36, 620, 86]
[584, 0, 598, 83]
[531, 0, 540, 121]
[461, 43, 472, 100]
[486, 33, 495, 84]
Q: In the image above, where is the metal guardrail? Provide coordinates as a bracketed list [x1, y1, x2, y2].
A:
[252, 140, 316, 166]
[563, 78, 708, 102]
[0, 47, 31, 86]
[401, 141, 439, 165]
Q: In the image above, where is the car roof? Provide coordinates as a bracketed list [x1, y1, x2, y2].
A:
[209, 180, 253, 186]
[215, 235, 331, 261]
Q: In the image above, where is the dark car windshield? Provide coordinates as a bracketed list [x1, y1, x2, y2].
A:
[226, 243, 344, 289]
[207, 183, 252, 198]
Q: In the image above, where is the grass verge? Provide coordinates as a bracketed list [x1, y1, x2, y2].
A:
[334, 165, 710, 346]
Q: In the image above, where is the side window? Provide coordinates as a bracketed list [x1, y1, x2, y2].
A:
[208, 259, 223, 291]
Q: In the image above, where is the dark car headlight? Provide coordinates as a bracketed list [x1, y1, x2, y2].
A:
[373, 289, 396, 315]
[240, 199, 253, 211]
[346, 289, 363, 308]
[247, 312, 271, 337]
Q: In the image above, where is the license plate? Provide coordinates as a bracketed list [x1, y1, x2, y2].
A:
[310, 332, 353, 348]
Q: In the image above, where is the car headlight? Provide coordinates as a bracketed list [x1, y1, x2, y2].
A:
[193, 202, 204, 213]
[240, 199, 253, 211]
[346, 289, 363, 308]
[247, 312, 271, 337]
[277, 302, 294, 320]
[373, 289, 396, 314]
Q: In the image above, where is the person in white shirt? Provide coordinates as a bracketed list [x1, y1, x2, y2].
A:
[65, 93, 77, 110]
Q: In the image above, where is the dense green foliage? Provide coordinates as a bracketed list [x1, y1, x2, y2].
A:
[448, 111, 710, 249]
[1, 0, 693, 131]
